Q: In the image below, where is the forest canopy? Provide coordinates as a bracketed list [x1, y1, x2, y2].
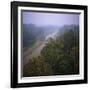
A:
[23, 25, 79, 77]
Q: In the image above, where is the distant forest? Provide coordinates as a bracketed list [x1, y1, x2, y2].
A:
[23, 24, 79, 77]
[23, 24, 45, 49]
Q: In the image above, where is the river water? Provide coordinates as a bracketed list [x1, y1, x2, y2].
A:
[23, 30, 58, 65]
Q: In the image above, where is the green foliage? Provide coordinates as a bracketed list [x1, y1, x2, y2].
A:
[23, 56, 53, 77]
[23, 25, 79, 77]
[41, 27, 79, 75]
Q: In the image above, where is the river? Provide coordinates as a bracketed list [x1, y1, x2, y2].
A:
[23, 30, 58, 66]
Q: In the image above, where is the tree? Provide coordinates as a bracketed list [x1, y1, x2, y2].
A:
[41, 26, 79, 75]
[23, 56, 53, 77]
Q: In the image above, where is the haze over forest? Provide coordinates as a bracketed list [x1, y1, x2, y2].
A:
[22, 11, 80, 77]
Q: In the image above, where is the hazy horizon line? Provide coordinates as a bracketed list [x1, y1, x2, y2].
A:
[22, 23, 79, 27]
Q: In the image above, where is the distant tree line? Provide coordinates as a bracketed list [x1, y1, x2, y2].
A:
[23, 24, 45, 49]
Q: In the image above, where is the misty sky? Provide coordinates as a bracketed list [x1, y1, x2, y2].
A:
[22, 11, 79, 27]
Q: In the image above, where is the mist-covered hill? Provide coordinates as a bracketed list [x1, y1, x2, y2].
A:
[23, 24, 44, 48]
[23, 24, 60, 49]
[57, 25, 79, 37]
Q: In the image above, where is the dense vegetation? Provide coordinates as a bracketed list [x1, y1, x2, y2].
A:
[23, 25, 79, 77]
